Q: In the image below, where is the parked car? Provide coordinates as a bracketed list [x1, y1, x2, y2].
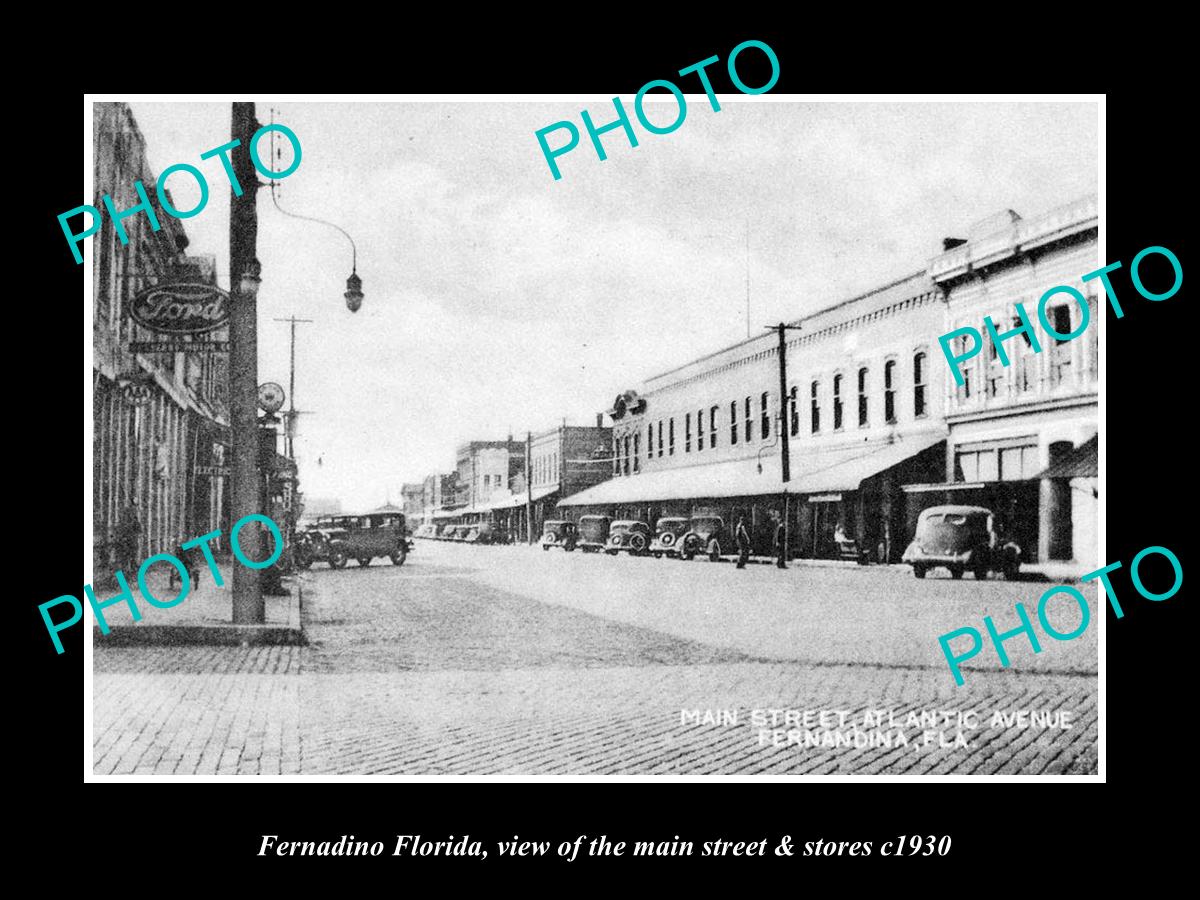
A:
[606, 520, 652, 555]
[679, 515, 728, 562]
[649, 517, 691, 558]
[326, 512, 409, 568]
[902, 505, 1020, 580]
[577, 515, 612, 553]
[414, 523, 438, 539]
[541, 520, 578, 552]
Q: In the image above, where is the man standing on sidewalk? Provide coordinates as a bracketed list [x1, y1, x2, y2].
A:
[773, 511, 788, 570]
[735, 517, 751, 569]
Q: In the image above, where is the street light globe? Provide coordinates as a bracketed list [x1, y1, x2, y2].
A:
[239, 258, 263, 299]
[344, 272, 364, 313]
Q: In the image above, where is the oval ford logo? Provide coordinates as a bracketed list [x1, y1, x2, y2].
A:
[131, 283, 230, 335]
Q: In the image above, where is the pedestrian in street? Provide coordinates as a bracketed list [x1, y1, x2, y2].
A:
[735, 516, 751, 569]
[773, 513, 788, 569]
[168, 535, 202, 591]
[113, 503, 141, 577]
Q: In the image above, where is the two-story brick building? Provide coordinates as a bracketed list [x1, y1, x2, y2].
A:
[903, 195, 1099, 565]
[560, 272, 949, 558]
[561, 194, 1099, 564]
[92, 102, 231, 578]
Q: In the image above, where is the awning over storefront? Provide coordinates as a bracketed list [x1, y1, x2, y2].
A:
[559, 457, 785, 506]
[559, 433, 946, 507]
[1035, 435, 1097, 479]
[790, 433, 946, 494]
[486, 484, 560, 510]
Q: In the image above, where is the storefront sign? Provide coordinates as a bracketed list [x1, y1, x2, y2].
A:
[194, 465, 230, 477]
[131, 339, 230, 354]
[130, 283, 230, 335]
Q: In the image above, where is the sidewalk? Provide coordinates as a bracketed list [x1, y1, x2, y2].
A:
[455, 541, 1085, 581]
[90, 560, 305, 645]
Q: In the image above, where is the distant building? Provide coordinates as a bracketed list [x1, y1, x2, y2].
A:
[400, 483, 424, 521]
[497, 421, 612, 541]
[453, 439, 526, 510]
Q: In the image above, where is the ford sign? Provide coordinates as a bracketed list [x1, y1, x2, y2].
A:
[130, 283, 230, 335]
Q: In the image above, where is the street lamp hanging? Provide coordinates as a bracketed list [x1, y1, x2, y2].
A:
[239, 258, 263, 299]
[344, 270, 363, 313]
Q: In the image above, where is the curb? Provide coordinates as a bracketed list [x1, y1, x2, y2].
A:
[95, 624, 308, 647]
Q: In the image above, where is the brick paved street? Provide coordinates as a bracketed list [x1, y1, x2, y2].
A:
[93, 541, 1098, 775]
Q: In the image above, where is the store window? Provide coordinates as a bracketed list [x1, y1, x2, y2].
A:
[710, 405, 718, 448]
[760, 392, 770, 439]
[833, 375, 843, 430]
[810, 380, 820, 433]
[744, 397, 753, 442]
[697, 409, 705, 451]
[685, 413, 691, 452]
[669, 418, 675, 455]
[730, 401, 738, 444]
[857, 367, 869, 427]
[789, 386, 799, 436]
[657, 420, 664, 457]
[634, 432, 640, 472]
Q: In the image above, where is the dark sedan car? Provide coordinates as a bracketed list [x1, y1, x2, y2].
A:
[541, 520, 578, 552]
[902, 505, 1020, 580]
[577, 515, 612, 553]
[606, 520, 652, 555]
[679, 515, 728, 562]
[649, 517, 691, 558]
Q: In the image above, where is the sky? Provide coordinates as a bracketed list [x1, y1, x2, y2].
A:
[125, 98, 1098, 512]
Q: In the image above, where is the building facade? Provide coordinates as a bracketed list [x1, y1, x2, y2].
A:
[92, 102, 231, 578]
[906, 194, 1099, 565]
[562, 271, 949, 558]
[400, 483, 425, 521]
[453, 439, 526, 510]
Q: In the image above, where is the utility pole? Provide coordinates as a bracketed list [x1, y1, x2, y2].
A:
[525, 431, 534, 545]
[772, 322, 802, 567]
[273, 315, 313, 459]
[230, 102, 263, 624]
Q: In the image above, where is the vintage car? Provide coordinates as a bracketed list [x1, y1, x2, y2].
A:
[413, 523, 439, 540]
[649, 517, 691, 558]
[325, 512, 409, 568]
[605, 520, 652, 555]
[576, 515, 612, 553]
[679, 515, 728, 562]
[902, 505, 1020, 580]
[294, 528, 333, 569]
[541, 520, 578, 552]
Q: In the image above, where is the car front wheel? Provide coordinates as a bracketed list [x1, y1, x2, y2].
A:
[329, 549, 348, 569]
[912, 564, 926, 579]
[390, 547, 407, 566]
[950, 566, 964, 580]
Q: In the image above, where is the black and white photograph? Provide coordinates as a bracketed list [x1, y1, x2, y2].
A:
[84, 94, 1101, 778]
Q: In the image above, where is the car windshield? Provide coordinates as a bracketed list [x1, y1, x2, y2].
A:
[657, 519, 689, 532]
[610, 522, 635, 534]
[692, 518, 721, 530]
[919, 512, 989, 544]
